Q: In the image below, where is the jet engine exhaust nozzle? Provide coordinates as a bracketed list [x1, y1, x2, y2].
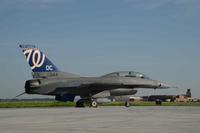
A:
[25, 79, 40, 94]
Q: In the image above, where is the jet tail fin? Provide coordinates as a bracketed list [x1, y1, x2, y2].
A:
[19, 44, 79, 78]
[19, 44, 59, 72]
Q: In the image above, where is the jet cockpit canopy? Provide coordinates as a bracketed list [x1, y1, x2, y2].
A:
[102, 71, 150, 79]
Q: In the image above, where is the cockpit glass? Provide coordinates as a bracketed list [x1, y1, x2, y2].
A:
[102, 71, 149, 79]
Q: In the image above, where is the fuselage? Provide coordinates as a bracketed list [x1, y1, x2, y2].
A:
[25, 76, 163, 97]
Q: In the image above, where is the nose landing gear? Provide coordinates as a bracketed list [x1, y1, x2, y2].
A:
[125, 100, 130, 107]
[90, 100, 98, 108]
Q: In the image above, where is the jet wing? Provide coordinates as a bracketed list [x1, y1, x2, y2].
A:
[52, 81, 122, 97]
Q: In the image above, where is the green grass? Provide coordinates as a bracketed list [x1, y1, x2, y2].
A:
[0, 101, 199, 108]
[0, 101, 75, 108]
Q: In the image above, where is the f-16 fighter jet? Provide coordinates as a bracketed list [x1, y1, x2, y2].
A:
[19, 45, 173, 107]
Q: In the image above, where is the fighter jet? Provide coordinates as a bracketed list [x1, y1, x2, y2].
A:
[19, 45, 172, 107]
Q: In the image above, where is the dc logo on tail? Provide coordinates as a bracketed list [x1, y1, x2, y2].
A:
[20, 45, 59, 72]
[23, 49, 45, 70]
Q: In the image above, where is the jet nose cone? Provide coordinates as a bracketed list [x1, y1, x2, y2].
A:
[158, 82, 175, 89]
[160, 83, 170, 88]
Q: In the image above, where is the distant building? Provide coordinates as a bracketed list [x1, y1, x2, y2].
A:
[186, 89, 191, 97]
[141, 89, 194, 102]
[175, 89, 193, 102]
[175, 95, 189, 102]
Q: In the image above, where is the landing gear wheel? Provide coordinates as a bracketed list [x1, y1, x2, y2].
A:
[90, 100, 98, 108]
[125, 101, 130, 107]
[76, 100, 85, 108]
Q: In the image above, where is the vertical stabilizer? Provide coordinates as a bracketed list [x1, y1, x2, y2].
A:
[19, 45, 59, 72]
[20, 45, 79, 78]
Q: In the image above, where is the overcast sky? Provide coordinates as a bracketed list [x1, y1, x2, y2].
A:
[0, 0, 200, 99]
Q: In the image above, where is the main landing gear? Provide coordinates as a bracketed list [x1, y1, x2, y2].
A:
[76, 98, 130, 108]
[125, 100, 130, 107]
[76, 98, 98, 108]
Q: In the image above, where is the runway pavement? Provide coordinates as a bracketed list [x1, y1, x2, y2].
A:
[0, 106, 200, 133]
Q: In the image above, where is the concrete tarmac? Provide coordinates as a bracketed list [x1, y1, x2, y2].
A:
[0, 106, 200, 133]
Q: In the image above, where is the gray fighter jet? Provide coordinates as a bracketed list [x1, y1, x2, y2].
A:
[19, 45, 172, 107]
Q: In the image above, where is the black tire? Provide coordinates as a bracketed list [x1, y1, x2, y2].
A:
[90, 100, 98, 108]
[155, 99, 162, 105]
[125, 101, 130, 107]
[76, 100, 85, 108]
